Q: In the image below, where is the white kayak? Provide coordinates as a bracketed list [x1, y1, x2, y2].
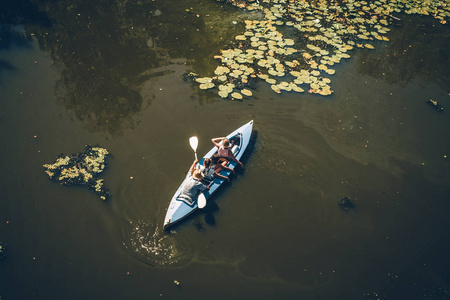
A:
[163, 120, 254, 230]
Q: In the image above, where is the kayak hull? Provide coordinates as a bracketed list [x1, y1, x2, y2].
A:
[163, 120, 254, 230]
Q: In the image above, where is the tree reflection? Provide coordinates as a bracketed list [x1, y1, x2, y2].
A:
[0, 0, 51, 76]
[5, 0, 241, 134]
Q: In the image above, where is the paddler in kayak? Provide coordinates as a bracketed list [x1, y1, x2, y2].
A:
[211, 137, 244, 169]
[199, 155, 234, 183]
[177, 159, 210, 205]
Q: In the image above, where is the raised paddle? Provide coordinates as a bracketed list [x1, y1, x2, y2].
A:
[190, 136, 207, 208]
[189, 136, 198, 160]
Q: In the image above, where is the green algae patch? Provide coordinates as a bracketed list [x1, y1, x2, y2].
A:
[43, 145, 111, 200]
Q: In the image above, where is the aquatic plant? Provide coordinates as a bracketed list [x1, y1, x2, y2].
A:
[190, 0, 450, 98]
[427, 99, 444, 112]
[43, 145, 111, 200]
[338, 196, 355, 211]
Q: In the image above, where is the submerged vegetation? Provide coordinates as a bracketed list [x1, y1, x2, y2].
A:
[190, 0, 450, 99]
[338, 196, 356, 211]
[43, 146, 111, 200]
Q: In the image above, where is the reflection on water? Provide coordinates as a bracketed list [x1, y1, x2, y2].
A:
[8, 0, 244, 134]
[2, 0, 450, 298]
[0, 26, 29, 76]
[4, 0, 448, 135]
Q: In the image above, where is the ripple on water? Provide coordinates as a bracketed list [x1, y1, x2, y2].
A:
[122, 219, 193, 267]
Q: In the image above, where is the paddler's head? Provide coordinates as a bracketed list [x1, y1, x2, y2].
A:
[192, 169, 204, 181]
[222, 138, 230, 149]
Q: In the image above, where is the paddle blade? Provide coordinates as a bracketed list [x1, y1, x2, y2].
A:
[198, 192, 207, 209]
[189, 136, 198, 151]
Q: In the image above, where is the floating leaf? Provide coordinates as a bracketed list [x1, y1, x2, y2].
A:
[218, 75, 227, 82]
[268, 69, 278, 76]
[271, 85, 281, 93]
[291, 85, 304, 93]
[303, 52, 313, 59]
[310, 83, 320, 90]
[231, 92, 243, 100]
[195, 77, 212, 84]
[285, 39, 295, 46]
[319, 86, 333, 96]
[241, 89, 253, 97]
[251, 41, 261, 47]
[286, 48, 297, 55]
[218, 90, 229, 98]
[214, 66, 230, 75]
[199, 82, 214, 90]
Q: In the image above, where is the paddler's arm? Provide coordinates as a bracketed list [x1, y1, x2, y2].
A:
[213, 172, 231, 182]
[189, 159, 199, 175]
[227, 150, 244, 169]
[211, 137, 225, 148]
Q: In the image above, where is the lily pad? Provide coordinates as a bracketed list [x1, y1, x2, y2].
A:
[195, 77, 212, 84]
[241, 89, 253, 97]
[231, 92, 243, 100]
[199, 82, 215, 89]
[218, 75, 227, 82]
[218, 90, 229, 98]
[271, 85, 281, 93]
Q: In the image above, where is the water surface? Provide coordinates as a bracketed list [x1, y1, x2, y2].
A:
[1, 1, 450, 299]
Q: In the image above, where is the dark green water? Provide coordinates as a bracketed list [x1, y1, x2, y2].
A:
[1, 0, 450, 299]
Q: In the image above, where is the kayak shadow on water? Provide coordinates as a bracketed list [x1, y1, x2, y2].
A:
[203, 202, 219, 226]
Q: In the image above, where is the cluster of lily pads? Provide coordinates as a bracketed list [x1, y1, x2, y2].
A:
[43, 145, 111, 200]
[189, 0, 450, 99]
